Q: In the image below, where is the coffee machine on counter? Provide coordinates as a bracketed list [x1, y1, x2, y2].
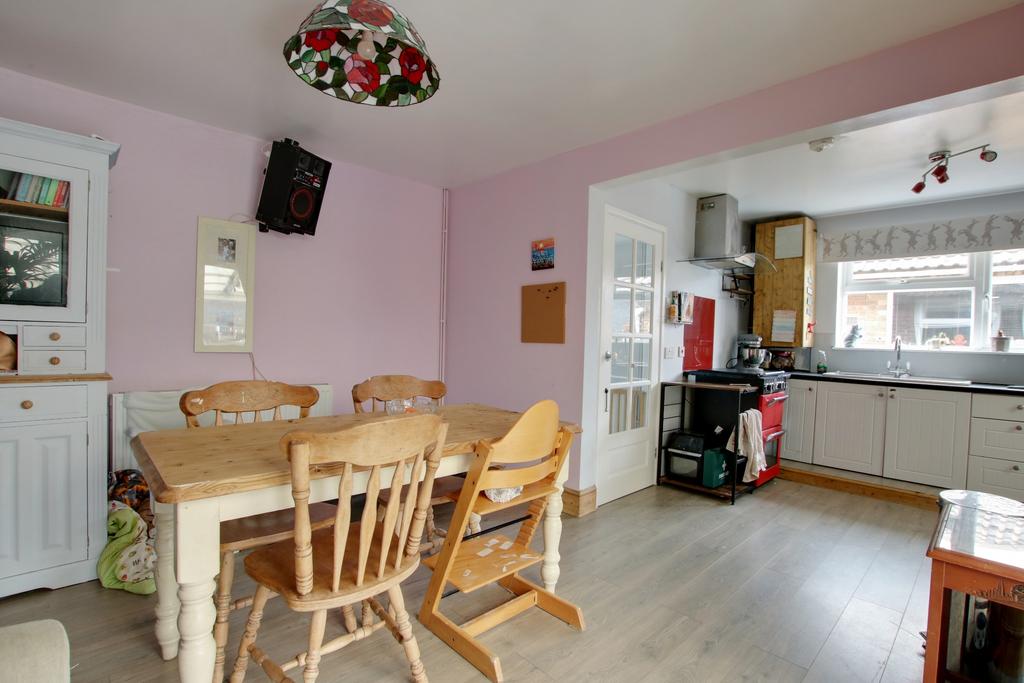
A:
[728, 334, 772, 370]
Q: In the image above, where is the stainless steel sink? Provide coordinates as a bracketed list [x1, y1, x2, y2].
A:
[823, 371, 971, 386]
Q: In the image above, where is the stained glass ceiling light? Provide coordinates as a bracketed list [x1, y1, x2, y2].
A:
[284, 0, 439, 107]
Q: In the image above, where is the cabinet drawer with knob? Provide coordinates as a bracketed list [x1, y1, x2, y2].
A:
[20, 350, 87, 374]
[967, 455, 1024, 502]
[0, 385, 88, 422]
[20, 325, 87, 348]
[972, 394, 1024, 421]
[969, 417, 1024, 462]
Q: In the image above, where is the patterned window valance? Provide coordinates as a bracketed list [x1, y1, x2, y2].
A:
[819, 211, 1024, 263]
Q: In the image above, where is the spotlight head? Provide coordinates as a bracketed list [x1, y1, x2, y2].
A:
[980, 148, 998, 162]
[911, 180, 926, 194]
[936, 170, 949, 184]
[931, 164, 948, 180]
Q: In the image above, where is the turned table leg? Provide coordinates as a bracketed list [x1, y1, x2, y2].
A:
[153, 500, 181, 661]
[175, 499, 221, 683]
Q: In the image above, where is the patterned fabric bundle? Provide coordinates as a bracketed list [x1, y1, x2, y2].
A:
[98, 501, 157, 595]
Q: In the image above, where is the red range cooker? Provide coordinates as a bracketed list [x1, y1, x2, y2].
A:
[690, 368, 789, 486]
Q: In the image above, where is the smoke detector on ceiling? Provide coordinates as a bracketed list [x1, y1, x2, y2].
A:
[807, 137, 837, 153]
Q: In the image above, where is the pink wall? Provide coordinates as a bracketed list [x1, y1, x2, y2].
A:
[0, 67, 443, 412]
[444, 4, 1024, 489]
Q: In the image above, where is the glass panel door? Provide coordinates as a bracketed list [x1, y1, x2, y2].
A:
[0, 153, 87, 322]
[608, 234, 656, 434]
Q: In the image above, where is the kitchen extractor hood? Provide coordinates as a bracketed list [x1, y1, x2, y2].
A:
[680, 194, 773, 270]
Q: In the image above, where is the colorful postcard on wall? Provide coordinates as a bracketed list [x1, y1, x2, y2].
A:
[195, 217, 256, 353]
[531, 238, 555, 271]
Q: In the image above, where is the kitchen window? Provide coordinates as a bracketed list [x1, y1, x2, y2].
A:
[838, 249, 1024, 351]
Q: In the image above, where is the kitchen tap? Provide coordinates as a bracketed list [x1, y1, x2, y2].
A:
[887, 336, 910, 377]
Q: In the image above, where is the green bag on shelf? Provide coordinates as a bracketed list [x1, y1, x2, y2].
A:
[702, 448, 728, 488]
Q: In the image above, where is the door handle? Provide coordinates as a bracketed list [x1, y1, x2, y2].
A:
[604, 351, 614, 360]
[604, 388, 609, 412]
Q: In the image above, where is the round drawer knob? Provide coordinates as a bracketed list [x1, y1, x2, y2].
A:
[877, 393, 884, 398]
[49, 332, 61, 341]
[1017, 425, 1023, 432]
[1018, 404, 1024, 411]
[808, 387, 814, 392]
[1015, 465, 1021, 472]
[49, 356, 60, 366]
[20, 400, 33, 410]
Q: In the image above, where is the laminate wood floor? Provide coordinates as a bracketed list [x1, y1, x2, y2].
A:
[0, 479, 938, 682]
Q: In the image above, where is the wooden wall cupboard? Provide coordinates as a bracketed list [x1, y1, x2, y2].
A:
[0, 117, 118, 597]
[753, 217, 816, 348]
[882, 387, 969, 489]
[812, 381, 886, 475]
[780, 378, 816, 463]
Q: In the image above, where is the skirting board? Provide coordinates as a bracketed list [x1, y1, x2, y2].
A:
[777, 467, 939, 510]
[562, 486, 597, 517]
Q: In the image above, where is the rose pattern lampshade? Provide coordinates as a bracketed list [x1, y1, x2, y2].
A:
[284, 0, 439, 107]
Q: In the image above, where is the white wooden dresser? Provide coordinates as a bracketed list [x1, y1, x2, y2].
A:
[0, 117, 119, 597]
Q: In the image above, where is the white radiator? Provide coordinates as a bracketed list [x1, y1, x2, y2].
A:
[109, 384, 334, 472]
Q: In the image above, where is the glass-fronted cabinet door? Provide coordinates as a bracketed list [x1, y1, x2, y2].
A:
[0, 153, 88, 322]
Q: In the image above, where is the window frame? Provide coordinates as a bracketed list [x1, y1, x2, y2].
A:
[837, 251, 1001, 351]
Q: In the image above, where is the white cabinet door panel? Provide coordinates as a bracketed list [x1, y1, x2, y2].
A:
[0, 422, 89, 579]
[883, 387, 969, 488]
[781, 379, 816, 464]
[812, 382, 886, 475]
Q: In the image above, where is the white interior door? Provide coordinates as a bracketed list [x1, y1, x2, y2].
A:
[596, 208, 663, 505]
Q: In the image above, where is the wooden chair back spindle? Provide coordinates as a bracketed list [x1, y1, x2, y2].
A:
[282, 414, 447, 598]
[351, 375, 446, 413]
[180, 380, 319, 428]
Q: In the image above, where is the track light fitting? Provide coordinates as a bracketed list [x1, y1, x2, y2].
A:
[910, 144, 997, 194]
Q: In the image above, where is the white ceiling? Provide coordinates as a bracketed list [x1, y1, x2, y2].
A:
[0, 0, 1017, 187]
[659, 90, 1024, 219]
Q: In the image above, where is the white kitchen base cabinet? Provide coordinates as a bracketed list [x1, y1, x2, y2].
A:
[813, 381, 887, 475]
[882, 387, 969, 489]
[781, 379, 816, 463]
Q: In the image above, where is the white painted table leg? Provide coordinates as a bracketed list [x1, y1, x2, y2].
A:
[541, 459, 568, 592]
[153, 500, 181, 660]
[175, 499, 221, 683]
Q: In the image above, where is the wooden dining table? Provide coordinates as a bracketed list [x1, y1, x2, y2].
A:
[132, 403, 580, 683]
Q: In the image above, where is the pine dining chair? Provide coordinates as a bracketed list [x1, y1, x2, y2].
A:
[351, 375, 479, 551]
[419, 400, 585, 683]
[179, 380, 335, 683]
[229, 414, 448, 683]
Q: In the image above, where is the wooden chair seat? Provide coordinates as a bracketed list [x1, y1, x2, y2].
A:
[220, 502, 337, 552]
[422, 533, 542, 593]
[244, 523, 418, 612]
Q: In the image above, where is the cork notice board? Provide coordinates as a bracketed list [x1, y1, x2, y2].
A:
[521, 282, 566, 343]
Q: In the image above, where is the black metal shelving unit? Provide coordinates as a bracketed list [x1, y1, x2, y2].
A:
[656, 380, 758, 505]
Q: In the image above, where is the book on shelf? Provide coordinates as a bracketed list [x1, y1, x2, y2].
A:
[14, 173, 32, 202]
[26, 176, 43, 204]
[54, 181, 69, 208]
[44, 178, 59, 205]
[0, 171, 19, 199]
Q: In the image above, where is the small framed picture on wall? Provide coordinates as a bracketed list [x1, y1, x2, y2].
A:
[195, 217, 256, 352]
[531, 238, 555, 270]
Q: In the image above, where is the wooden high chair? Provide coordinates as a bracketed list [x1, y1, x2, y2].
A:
[179, 380, 336, 683]
[419, 400, 585, 683]
[352, 374, 479, 551]
[229, 414, 448, 683]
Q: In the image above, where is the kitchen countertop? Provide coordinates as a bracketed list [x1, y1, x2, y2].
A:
[788, 370, 1024, 396]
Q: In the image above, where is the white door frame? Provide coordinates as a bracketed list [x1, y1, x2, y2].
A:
[583, 202, 665, 506]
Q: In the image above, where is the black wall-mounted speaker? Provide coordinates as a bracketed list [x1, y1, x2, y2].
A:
[256, 139, 331, 235]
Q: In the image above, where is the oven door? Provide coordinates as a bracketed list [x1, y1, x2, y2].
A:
[758, 391, 788, 429]
[757, 427, 785, 486]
